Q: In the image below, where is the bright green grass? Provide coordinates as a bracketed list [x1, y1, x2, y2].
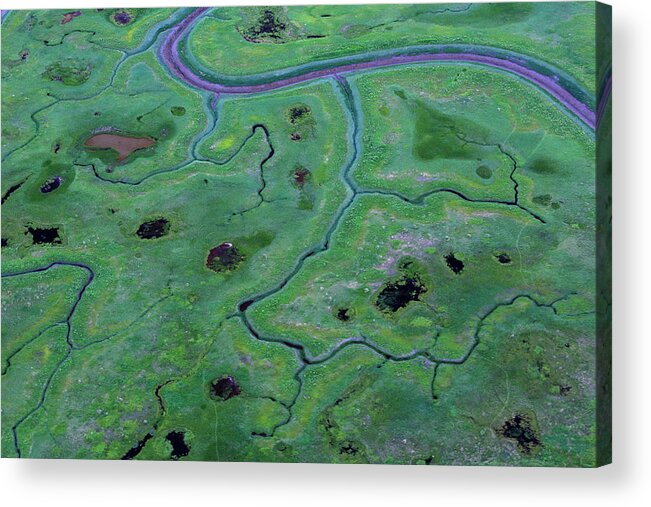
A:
[1, 4, 603, 466]
[186, 3, 596, 94]
[247, 190, 595, 359]
[350, 64, 593, 204]
[0, 9, 182, 158]
[1, 72, 353, 458]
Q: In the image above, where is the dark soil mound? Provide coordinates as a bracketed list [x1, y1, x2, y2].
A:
[206, 242, 244, 272]
[136, 218, 170, 239]
[496, 253, 511, 264]
[26, 226, 61, 245]
[500, 414, 541, 454]
[292, 167, 311, 188]
[289, 105, 311, 124]
[444, 253, 464, 274]
[376, 276, 427, 313]
[210, 376, 241, 401]
[336, 308, 352, 321]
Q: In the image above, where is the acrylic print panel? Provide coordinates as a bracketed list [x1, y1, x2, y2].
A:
[0, 2, 611, 467]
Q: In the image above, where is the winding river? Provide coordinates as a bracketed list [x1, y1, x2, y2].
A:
[160, 7, 600, 130]
[0, 6, 610, 458]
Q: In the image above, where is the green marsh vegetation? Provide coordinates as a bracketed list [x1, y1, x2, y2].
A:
[1, 3, 603, 466]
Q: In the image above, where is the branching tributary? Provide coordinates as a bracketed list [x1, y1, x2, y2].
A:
[1, 7, 598, 458]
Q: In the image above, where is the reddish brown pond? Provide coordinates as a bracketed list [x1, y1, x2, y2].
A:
[84, 133, 155, 161]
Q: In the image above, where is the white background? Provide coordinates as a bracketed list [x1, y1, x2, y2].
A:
[1, 0, 649, 505]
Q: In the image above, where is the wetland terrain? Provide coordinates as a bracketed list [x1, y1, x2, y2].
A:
[1, 3, 611, 466]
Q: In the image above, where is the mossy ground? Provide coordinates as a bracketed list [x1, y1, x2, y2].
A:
[1, 4, 602, 466]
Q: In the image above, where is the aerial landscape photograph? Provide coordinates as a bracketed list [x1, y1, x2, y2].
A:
[1, 2, 611, 466]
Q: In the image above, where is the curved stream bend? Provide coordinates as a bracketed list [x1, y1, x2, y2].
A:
[160, 7, 596, 129]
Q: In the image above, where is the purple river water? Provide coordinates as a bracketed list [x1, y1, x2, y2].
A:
[160, 7, 598, 130]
